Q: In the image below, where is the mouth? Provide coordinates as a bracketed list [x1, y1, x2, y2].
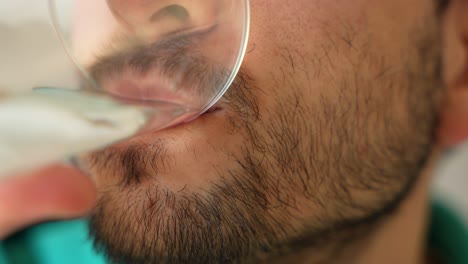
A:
[123, 103, 222, 137]
[204, 104, 223, 115]
[87, 28, 230, 132]
[98, 70, 225, 131]
[166, 103, 224, 130]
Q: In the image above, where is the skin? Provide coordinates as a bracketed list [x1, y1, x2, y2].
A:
[2, 0, 468, 263]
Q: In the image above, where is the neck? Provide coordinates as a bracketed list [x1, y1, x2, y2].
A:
[273, 155, 436, 264]
[354, 170, 432, 264]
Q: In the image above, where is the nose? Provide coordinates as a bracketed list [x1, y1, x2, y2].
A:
[107, 0, 220, 38]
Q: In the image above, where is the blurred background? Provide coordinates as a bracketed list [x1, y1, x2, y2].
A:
[433, 142, 468, 222]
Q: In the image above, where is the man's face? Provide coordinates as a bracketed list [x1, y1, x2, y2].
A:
[79, 0, 443, 263]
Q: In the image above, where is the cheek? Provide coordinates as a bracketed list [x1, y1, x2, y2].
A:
[87, 109, 248, 191]
[243, 0, 434, 125]
[243, 1, 347, 114]
[155, 131, 244, 191]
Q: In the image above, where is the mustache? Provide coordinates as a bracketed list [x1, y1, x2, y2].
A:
[81, 68, 257, 187]
[86, 30, 230, 104]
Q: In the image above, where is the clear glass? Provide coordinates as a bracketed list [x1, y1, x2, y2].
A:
[0, 0, 250, 175]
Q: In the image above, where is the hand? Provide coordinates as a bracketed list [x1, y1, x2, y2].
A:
[0, 165, 96, 239]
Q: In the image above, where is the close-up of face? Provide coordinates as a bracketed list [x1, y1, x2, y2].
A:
[69, 0, 464, 263]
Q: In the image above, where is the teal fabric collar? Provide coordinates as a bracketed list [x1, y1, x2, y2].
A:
[0, 220, 105, 264]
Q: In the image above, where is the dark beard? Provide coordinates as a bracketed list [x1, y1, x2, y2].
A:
[86, 18, 442, 264]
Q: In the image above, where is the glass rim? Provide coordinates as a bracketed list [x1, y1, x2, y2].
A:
[48, 0, 251, 118]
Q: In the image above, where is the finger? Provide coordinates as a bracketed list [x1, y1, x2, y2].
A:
[0, 165, 96, 239]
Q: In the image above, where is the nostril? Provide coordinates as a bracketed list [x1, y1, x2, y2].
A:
[150, 5, 190, 24]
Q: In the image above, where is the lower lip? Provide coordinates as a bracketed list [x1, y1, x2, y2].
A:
[138, 105, 223, 134]
[173, 106, 223, 127]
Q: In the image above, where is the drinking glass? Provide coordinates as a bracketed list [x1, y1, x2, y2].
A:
[0, 0, 250, 175]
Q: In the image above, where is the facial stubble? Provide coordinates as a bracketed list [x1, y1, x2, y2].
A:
[87, 18, 442, 264]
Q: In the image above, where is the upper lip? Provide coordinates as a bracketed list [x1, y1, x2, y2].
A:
[86, 26, 226, 112]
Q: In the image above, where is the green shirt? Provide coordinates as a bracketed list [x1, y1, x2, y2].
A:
[427, 201, 468, 264]
[1, 201, 467, 264]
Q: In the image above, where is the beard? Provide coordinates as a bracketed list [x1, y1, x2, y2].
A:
[84, 17, 443, 264]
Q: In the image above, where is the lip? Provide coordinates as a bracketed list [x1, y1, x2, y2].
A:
[101, 72, 220, 130]
[101, 71, 192, 107]
[172, 103, 224, 125]
[181, 103, 223, 123]
[132, 103, 222, 136]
